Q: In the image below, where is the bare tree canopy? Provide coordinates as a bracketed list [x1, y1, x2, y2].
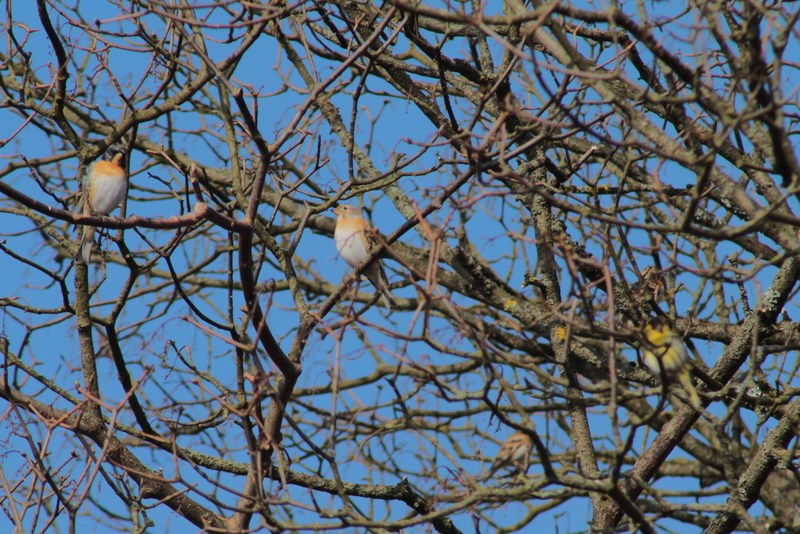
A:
[1, 1, 800, 532]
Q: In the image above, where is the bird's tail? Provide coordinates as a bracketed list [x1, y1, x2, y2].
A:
[678, 370, 701, 410]
[365, 265, 397, 308]
[484, 462, 500, 481]
[378, 286, 397, 309]
[80, 225, 94, 264]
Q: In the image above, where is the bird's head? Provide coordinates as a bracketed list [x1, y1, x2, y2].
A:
[104, 144, 127, 166]
[333, 204, 359, 219]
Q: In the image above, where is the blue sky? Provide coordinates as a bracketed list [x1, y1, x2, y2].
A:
[1, 1, 799, 532]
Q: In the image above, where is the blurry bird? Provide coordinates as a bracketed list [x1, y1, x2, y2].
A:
[78, 146, 128, 264]
[333, 204, 396, 308]
[629, 266, 665, 311]
[641, 316, 701, 409]
[638, 266, 664, 302]
[485, 430, 533, 479]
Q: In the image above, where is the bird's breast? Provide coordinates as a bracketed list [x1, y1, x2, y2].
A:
[89, 172, 127, 215]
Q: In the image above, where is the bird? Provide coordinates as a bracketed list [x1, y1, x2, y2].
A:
[485, 430, 533, 479]
[333, 204, 396, 308]
[637, 266, 664, 302]
[78, 146, 128, 264]
[641, 316, 701, 409]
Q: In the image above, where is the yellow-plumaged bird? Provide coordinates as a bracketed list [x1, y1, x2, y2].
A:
[642, 317, 701, 409]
